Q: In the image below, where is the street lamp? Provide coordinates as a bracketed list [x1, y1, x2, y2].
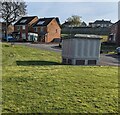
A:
[6, 21, 8, 42]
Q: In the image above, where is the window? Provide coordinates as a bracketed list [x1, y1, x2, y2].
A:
[101, 24, 104, 27]
[34, 27, 37, 32]
[104, 24, 107, 27]
[97, 24, 100, 27]
[22, 25, 25, 30]
[56, 29, 57, 33]
[17, 26, 20, 30]
[40, 27, 44, 32]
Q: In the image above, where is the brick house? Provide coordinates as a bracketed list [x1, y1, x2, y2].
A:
[33, 17, 61, 43]
[14, 16, 38, 41]
[108, 20, 120, 46]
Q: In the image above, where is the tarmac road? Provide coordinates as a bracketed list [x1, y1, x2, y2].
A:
[99, 53, 120, 66]
[14, 42, 120, 66]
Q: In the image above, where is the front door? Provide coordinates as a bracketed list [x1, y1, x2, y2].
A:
[38, 35, 45, 42]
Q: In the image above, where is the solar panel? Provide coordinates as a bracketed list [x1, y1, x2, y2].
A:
[37, 21, 45, 25]
[20, 19, 27, 23]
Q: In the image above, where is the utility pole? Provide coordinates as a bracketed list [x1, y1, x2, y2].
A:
[70, 25, 73, 39]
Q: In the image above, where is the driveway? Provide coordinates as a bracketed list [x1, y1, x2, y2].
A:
[14, 42, 120, 66]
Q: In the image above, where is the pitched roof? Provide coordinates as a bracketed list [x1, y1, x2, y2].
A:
[111, 20, 120, 27]
[93, 20, 112, 24]
[33, 17, 60, 27]
[114, 20, 120, 25]
[14, 16, 37, 25]
[62, 21, 71, 25]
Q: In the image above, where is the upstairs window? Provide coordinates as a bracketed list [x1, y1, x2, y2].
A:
[17, 26, 20, 30]
[104, 24, 107, 27]
[40, 27, 44, 32]
[56, 29, 58, 33]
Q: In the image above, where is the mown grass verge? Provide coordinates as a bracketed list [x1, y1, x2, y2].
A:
[2, 43, 118, 113]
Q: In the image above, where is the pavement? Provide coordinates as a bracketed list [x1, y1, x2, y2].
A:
[13, 42, 120, 66]
[99, 54, 120, 66]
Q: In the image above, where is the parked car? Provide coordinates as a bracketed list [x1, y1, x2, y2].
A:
[116, 47, 120, 55]
[3, 35, 15, 42]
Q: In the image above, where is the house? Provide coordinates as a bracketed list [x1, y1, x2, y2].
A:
[89, 19, 113, 28]
[61, 21, 72, 27]
[108, 20, 120, 46]
[61, 21, 87, 28]
[14, 16, 38, 41]
[33, 17, 61, 43]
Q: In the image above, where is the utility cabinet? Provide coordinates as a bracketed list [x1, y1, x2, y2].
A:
[62, 34, 102, 65]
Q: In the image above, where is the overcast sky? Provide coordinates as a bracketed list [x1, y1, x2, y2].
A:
[26, 2, 118, 24]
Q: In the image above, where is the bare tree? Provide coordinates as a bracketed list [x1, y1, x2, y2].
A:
[0, 0, 27, 37]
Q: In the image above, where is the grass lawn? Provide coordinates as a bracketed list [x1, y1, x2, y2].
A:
[100, 35, 108, 42]
[2, 43, 118, 113]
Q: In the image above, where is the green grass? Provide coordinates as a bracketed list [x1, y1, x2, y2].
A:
[61, 34, 70, 38]
[100, 35, 108, 42]
[2, 43, 118, 113]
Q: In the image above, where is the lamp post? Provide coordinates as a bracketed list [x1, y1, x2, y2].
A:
[6, 21, 8, 42]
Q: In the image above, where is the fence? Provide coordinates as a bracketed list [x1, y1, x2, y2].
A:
[61, 27, 111, 35]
